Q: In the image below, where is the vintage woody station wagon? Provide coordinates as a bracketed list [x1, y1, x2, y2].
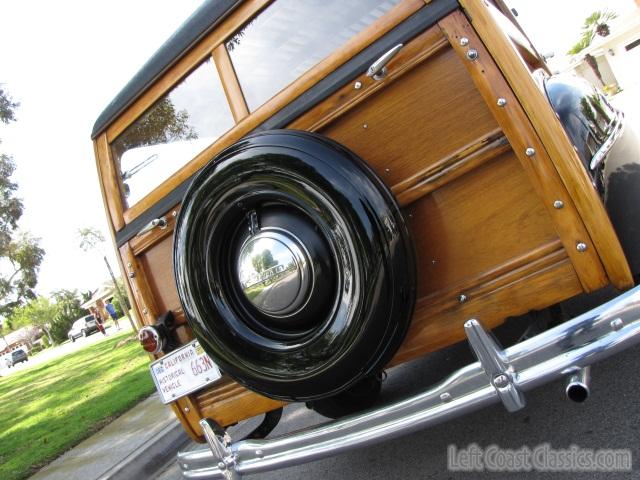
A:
[92, 0, 640, 477]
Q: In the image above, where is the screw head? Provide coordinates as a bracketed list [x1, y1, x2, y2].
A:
[525, 147, 536, 157]
[440, 392, 452, 402]
[611, 318, 624, 331]
[217, 461, 227, 471]
[172, 210, 178, 217]
[460, 37, 469, 46]
[497, 98, 507, 107]
[553, 200, 564, 209]
[354, 81, 362, 89]
[458, 294, 468, 303]
[576, 242, 588, 252]
[466, 49, 479, 61]
[363, 123, 368, 129]
[184, 407, 190, 413]
[255, 449, 264, 458]
[493, 373, 510, 389]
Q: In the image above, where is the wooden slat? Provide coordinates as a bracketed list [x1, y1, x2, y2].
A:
[129, 207, 179, 256]
[393, 128, 510, 205]
[117, 0, 424, 223]
[94, 134, 124, 231]
[289, 27, 449, 132]
[212, 45, 249, 122]
[406, 150, 562, 299]
[457, 0, 633, 290]
[439, 11, 609, 293]
[120, 243, 160, 327]
[392, 251, 581, 365]
[320, 45, 499, 188]
[195, 380, 285, 429]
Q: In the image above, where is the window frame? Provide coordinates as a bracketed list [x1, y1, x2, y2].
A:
[98, 0, 422, 227]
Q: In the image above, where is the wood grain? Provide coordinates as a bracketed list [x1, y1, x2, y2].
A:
[120, 243, 160, 328]
[212, 45, 249, 122]
[195, 377, 286, 429]
[94, 134, 124, 231]
[439, 12, 609, 293]
[392, 251, 581, 365]
[320, 46, 499, 188]
[406, 150, 561, 300]
[458, 0, 633, 289]
[393, 129, 510, 205]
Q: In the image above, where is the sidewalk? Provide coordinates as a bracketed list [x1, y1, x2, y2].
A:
[29, 393, 189, 480]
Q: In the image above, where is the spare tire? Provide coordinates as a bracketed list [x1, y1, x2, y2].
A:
[174, 130, 415, 401]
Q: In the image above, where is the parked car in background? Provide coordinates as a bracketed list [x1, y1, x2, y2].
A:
[5, 349, 28, 368]
[67, 315, 99, 342]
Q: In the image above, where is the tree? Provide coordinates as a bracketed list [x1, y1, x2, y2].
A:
[568, 10, 618, 55]
[50, 289, 88, 344]
[0, 88, 45, 317]
[78, 227, 136, 331]
[110, 97, 197, 160]
[8, 296, 56, 345]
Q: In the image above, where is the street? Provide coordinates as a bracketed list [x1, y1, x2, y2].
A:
[0, 321, 133, 378]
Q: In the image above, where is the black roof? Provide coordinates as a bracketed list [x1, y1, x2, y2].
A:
[91, 0, 241, 139]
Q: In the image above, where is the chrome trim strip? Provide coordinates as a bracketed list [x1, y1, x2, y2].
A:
[179, 285, 640, 479]
[590, 111, 625, 171]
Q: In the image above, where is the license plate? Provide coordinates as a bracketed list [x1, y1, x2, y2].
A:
[149, 340, 222, 404]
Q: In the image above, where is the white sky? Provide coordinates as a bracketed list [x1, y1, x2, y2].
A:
[0, 0, 637, 297]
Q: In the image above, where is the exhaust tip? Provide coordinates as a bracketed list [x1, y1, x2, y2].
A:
[566, 382, 589, 403]
[565, 366, 590, 403]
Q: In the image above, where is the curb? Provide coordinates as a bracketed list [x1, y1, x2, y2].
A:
[97, 420, 191, 480]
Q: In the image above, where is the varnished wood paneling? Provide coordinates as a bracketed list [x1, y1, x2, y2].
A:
[194, 377, 285, 429]
[117, 0, 424, 224]
[120, 244, 159, 327]
[95, 134, 124, 231]
[289, 26, 449, 133]
[129, 207, 179, 256]
[321, 46, 499, 187]
[392, 250, 582, 364]
[213, 45, 249, 122]
[457, 1, 633, 289]
[407, 150, 560, 300]
[138, 235, 180, 318]
[439, 12, 609, 293]
[393, 129, 509, 205]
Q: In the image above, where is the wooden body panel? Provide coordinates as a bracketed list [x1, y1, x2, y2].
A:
[91, 2, 633, 440]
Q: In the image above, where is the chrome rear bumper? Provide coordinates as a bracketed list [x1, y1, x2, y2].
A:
[179, 285, 640, 479]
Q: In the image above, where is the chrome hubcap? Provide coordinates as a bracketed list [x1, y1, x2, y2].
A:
[237, 230, 313, 317]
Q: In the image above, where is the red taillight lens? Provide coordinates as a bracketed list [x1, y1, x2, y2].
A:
[138, 326, 163, 354]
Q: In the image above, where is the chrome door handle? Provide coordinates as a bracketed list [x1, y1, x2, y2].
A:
[367, 44, 403, 81]
[136, 217, 167, 237]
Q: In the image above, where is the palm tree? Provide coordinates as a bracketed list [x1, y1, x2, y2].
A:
[568, 10, 618, 55]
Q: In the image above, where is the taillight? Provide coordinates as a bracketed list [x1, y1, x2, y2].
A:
[138, 326, 163, 354]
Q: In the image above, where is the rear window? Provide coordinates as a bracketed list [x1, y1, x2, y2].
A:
[226, 0, 401, 111]
[111, 58, 234, 208]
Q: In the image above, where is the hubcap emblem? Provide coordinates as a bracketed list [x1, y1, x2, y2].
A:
[237, 231, 312, 317]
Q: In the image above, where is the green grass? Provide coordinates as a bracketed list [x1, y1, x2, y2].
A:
[0, 330, 156, 480]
